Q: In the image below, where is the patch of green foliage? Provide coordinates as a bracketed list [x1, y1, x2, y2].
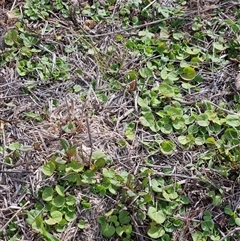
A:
[1, 0, 240, 240]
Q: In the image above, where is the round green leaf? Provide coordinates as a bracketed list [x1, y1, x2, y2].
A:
[224, 128, 239, 140]
[92, 151, 106, 160]
[101, 223, 115, 238]
[55, 185, 65, 197]
[226, 115, 240, 127]
[4, 29, 18, 46]
[180, 66, 196, 81]
[185, 47, 201, 55]
[65, 210, 76, 222]
[196, 113, 210, 127]
[66, 195, 76, 206]
[213, 42, 227, 51]
[195, 137, 205, 145]
[160, 140, 176, 155]
[119, 211, 131, 224]
[235, 218, 240, 226]
[52, 195, 65, 207]
[201, 220, 214, 231]
[45, 218, 57, 225]
[42, 187, 54, 201]
[147, 207, 166, 224]
[158, 83, 175, 97]
[51, 211, 62, 223]
[78, 220, 86, 229]
[116, 226, 124, 236]
[147, 224, 165, 239]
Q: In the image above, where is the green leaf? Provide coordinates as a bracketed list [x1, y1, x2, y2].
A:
[45, 218, 57, 225]
[73, 84, 82, 93]
[224, 128, 239, 141]
[165, 106, 183, 120]
[181, 196, 190, 204]
[226, 115, 240, 127]
[24, 112, 42, 121]
[147, 224, 165, 239]
[158, 83, 175, 98]
[65, 210, 76, 222]
[92, 151, 106, 160]
[119, 211, 131, 224]
[67, 146, 77, 158]
[55, 185, 65, 197]
[152, 179, 164, 192]
[138, 29, 155, 39]
[109, 215, 119, 226]
[160, 140, 176, 155]
[196, 113, 210, 127]
[8, 142, 21, 151]
[51, 211, 62, 223]
[125, 122, 135, 141]
[21, 34, 38, 47]
[140, 112, 156, 131]
[192, 231, 206, 241]
[26, 210, 41, 226]
[180, 66, 196, 81]
[137, 97, 150, 110]
[147, 206, 166, 224]
[194, 137, 205, 145]
[116, 226, 124, 236]
[212, 195, 222, 206]
[60, 139, 70, 151]
[52, 195, 65, 207]
[78, 220, 86, 229]
[42, 187, 54, 201]
[4, 29, 18, 46]
[93, 158, 106, 170]
[81, 170, 96, 184]
[185, 47, 201, 55]
[123, 224, 132, 235]
[101, 223, 115, 238]
[235, 218, 240, 226]
[201, 220, 214, 231]
[65, 160, 84, 173]
[66, 195, 76, 206]
[224, 205, 233, 215]
[213, 42, 227, 51]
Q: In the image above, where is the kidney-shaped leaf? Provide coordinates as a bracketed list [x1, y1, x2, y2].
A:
[147, 206, 166, 224]
[180, 66, 196, 81]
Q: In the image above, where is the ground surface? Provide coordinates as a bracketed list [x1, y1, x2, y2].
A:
[0, 0, 240, 241]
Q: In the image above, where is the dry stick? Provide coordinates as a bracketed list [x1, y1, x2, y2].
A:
[0, 201, 30, 232]
[0, 170, 32, 173]
[219, 227, 240, 241]
[205, 100, 240, 117]
[10, 0, 17, 11]
[131, 214, 145, 241]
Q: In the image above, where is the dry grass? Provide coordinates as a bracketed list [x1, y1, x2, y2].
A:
[1, 0, 240, 240]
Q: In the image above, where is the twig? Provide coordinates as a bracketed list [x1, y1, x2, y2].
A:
[205, 100, 240, 117]
[10, 0, 17, 11]
[142, 0, 156, 11]
[131, 214, 145, 241]
[0, 201, 30, 232]
[219, 227, 240, 241]
[0, 170, 32, 173]
[118, 108, 135, 122]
